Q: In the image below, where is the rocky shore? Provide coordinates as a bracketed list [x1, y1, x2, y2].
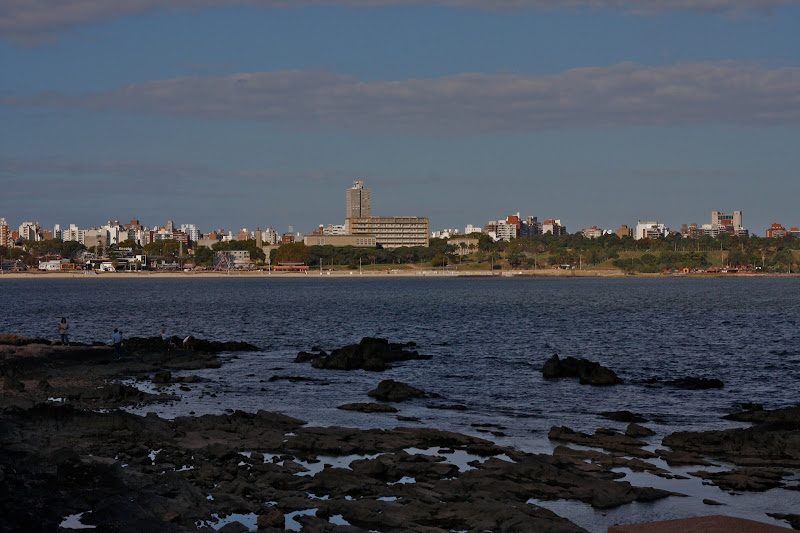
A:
[2, 335, 799, 532]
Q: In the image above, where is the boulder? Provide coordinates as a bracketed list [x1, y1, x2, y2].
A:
[625, 423, 656, 438]
[542, 354, 623, 386]
[368, 380, 427, 402]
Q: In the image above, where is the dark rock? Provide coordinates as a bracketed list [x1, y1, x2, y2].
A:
[768, 513, 800, 530]
[600, 411, 648, 423]
[702, 499, 724, 506]
[153, 371, 172, 384]
[4, 376, 25, 391]
[664, 377, 723, 390]
[36, 379, 51, 390]
[302, 338, 430, 371]
[723, 405, 800, 424]
[625, 423, 656, 438]
[0, 334, 52, 346]
[548, 426, 655, 458]
[257, 510, 284, 529]
[542, 354, 623, 386]
[690, 467, 788, 492]
[368, 380, 427, 402]
[338, 403, 399, 413]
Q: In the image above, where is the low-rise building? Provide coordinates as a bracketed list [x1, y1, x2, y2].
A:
[581, 226, 603, 239]
[303, 235, 377, 247]
[616, 225, 633, 239]
[449, 237, 479, 255]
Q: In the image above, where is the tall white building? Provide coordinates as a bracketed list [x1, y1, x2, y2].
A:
[180, 224, 201, 242]
[635, 220, 670, 240]
[18, 221, 42, 242]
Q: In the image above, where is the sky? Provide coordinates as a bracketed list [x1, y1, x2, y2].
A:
[1, 1, 799, 236]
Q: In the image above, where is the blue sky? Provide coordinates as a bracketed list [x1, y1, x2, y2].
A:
[1, 1, 799, 235]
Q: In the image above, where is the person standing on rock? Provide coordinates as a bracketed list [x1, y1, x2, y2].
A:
[58, 318, 70, 346]
[112, 328, 123, 360]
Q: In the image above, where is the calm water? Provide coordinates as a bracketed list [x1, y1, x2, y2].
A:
[2, 277, 799, 530]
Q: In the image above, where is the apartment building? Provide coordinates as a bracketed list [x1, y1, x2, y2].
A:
[347, 217, 429, 248]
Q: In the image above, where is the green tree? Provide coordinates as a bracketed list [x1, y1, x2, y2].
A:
[274, 242, 309, 264]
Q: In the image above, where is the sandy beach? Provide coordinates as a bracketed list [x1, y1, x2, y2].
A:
[2, 268, 784, 279]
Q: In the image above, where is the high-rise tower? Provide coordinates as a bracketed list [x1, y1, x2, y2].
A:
[346, 181, 371, 219]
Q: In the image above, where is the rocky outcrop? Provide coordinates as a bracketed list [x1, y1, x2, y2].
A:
[368, 379, 427, 402]
[297, 337, 431, 371]
[664, 376, 723, 390]
[542, 354, 623, 386]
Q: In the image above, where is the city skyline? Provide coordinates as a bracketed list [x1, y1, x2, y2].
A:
[1, 2, 799, 233]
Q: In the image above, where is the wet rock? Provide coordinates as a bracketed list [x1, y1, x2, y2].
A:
[722, 405, 800, 424]
[690, 467, 788, 492]
[548, 426, 655, 458]
[662, 408, 800, 469]
[153, 371, 172, 384]
[600, 410, 648, 423]
[625, 423, 656, 438]
[368, 380, 427, 402]
[542, 354, 623, 386]
[664, 376, 723, 389]
[257, 510, 284, 528]
[302, 338, 430, 371]
[767, 513, 800, 530]
[703, 498, 724, 506]
[655, 449, 715, 467]
[337, 403, 399, 413]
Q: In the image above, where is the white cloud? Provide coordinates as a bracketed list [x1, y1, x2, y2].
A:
[5, 62, 800, 133]
[1, 0, 797, 45]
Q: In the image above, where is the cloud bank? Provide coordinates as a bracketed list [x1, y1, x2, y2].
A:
[5, 62, 800, 133]
[2, 0, 797, 45]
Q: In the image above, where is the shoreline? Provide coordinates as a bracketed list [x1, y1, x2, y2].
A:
[1, 269, 797, 279]
[2, 336, 799, 531]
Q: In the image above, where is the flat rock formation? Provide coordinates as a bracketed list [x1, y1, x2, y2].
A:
[661, 405, 800, 492]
